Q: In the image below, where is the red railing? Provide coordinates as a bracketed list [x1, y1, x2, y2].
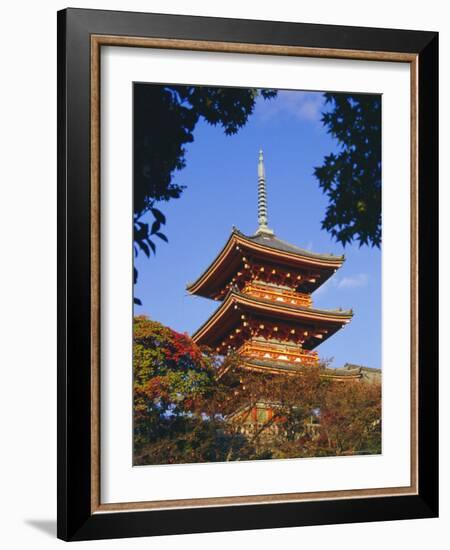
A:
[238, 340, 318, 367]
[242, 282, 312, 308]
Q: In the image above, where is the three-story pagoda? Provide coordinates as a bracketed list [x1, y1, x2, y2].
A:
[188, 151, 356, 381]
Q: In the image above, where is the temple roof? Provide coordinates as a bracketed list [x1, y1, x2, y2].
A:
[341, 363, 382, 382]
[241, 358, 362, 379]
[219, 357, 362, 380]
[241, 229, 343, 262]
[187, 228, 344, 299]
[192, 290, 352, 349]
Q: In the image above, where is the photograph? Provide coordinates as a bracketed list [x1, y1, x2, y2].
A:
[132, 83, 382, 466]
[0, 0, 443, 546]
[53, 5, 438, 541]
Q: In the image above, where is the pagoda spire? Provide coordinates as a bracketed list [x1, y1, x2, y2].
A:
[256, 149, 274, 236]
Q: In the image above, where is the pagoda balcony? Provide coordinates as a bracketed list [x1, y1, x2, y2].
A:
[237, 339, 319, 367]
[242, 282, 312, 308]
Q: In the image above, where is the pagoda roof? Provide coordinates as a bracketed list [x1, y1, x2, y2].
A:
[218, 358, 361, 381]
[191, 290, 352, 349]
[240, 358, 362, 380]
[187, 228, 344, 298]
[239, 229, 343, 262]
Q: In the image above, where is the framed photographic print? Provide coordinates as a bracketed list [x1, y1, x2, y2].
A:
[57, 8, 438, 541]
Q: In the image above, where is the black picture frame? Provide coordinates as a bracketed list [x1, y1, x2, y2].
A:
[57, 7, 438, 541]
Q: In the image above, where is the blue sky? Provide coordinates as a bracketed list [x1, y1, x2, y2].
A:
[135, 90, 381, 370]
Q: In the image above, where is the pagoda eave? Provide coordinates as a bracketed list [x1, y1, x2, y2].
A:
[191, 291, 352, 350]
[186, 230, 344, 299]
[241, 358, 363, 380]
[218, 358, 362, 381]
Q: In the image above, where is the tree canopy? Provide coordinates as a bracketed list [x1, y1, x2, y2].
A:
[314, 93, 382, 248]
[133, 316, 261, 464]
[133, 84, 276, 299]
[133, 316, 381, 465]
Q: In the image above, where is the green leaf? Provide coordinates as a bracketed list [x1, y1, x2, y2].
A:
[151, 220, 161, 235]
[150, 208, 166, 225]
[147, 239, 156, 254]
[155, 232, 168, 243]
[138, 240, 150, 258]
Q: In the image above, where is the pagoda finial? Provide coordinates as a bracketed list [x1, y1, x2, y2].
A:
[256, 149, 274, 236]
